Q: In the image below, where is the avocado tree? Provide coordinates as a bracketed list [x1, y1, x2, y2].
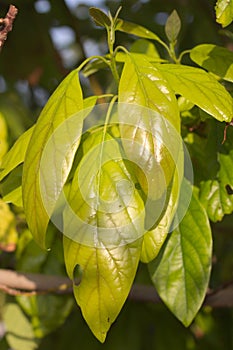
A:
[0, 1, 233, 349]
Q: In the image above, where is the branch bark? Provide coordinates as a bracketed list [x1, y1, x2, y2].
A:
[0, 269, 232, 307]
[0, 5, 18, 51]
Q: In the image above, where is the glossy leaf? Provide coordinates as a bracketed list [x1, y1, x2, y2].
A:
[149, 179, 212, 326]
[190, 44, 233, 82]
[119, 55, 180, 129]
[157, 63, 233, 122]
[63, 126, 144, 341]
[22, 70, 83, 248]
[215, 0, 233, 27]
[119, 53, 183, 260]
[165, 10, 181, 42]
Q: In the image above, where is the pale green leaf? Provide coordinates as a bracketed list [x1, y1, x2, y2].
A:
[116, 19, 166, 47]
[118, 54, 181, 198]
[149, 179, 212, 326]
[157, 63, 233, 122]
[3, 186, 22, 207]
[22, 70, 83, 248]
[165, 10, 181, 42]
[63, 126, 144, 342]
[215, 0, 233, 27]
[190, 44, 233, 82]
[0, 126, 34, 181]
[0, 112, 8, 160]
[130, 39, 160, 58]
[119, 55, 180, 130]
[4, 303, 39, 350]
[140, 167, 180, 262]
[64, 237, 141, 343]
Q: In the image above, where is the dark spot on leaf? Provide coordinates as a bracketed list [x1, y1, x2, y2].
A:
[135, 183, 141, 190]
[107, 317, 110, 323]
[225, 184, 233, 195]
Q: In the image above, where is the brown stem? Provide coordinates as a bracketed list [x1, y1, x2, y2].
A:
[0, 269, 233, 307]
[0, 5, 18, 51]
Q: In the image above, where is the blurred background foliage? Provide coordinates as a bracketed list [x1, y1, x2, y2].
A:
[0, 0, 233, 349]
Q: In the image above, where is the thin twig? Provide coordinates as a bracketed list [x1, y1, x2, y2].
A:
[0, 5, 18, 51]
[0, 269, 233, 307]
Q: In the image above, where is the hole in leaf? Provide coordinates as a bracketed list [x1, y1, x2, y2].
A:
[225, 184, 233, 195]
[73, 264, 82, 286]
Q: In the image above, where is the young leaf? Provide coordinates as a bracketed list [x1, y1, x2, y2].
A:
[165, 10, 181, 42]
[149, 179, 212, 326]
[22, 70, 83, 248]
[116, 19, 166, 48]
[215, 0, 233, 27]
[0, 126, 34, 181]
[157, 63, 233, 122]
[63, 126, 144, 342]
[89, 7, 111, 28]
[190, 44, 233, 82]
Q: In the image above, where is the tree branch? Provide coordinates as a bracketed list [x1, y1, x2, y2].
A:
[0, 269, 232, 307]
[0, 5, 18, 51]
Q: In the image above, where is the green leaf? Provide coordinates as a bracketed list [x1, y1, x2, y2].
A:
[22, 70, 83, 248]
[185, 120, 233, 221]
[63, 126, 144, 342]
[157, 63, 233, 122]
[130, 39, 160, 58]
[4, 303, 39, 350]
[118, 54, 181, 195]
[0, 112, 8, 160]
[0, 126, 34, 181]
[119, 55, 180, 130]
[165, 10, 181, 42]
[119, 54, 183, 260]
[140, 167, 180, 262]
[116, 19, 166, 48]
[64, 237, 141, 343]
[190, 44, 233, 82]
[89, 7, 111, 28]
[199, 143, 233, 221]
[215, 0, 233, 27]
[149, 179, 212, 326]
[0, 199, 17, 250]
[16, 230, 74, 338]
[0, 165, 23, 207]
